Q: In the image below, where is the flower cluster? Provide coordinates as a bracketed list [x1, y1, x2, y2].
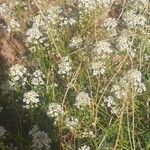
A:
[45, 6, 61, 25]
[69, 36, 83, 49]
[113, 69, 146, 97]
[23, 91, 40, 108]
[7, 18, 20, 33]
[78, 145, 90, 150]
[8, 64, 46, 89]
[0, 3, 9, 15]
[31, 70, 45, 86]
[29, 125, 51, 150]
[47, 103, 64, 118]
[26, 15, 45, 44]
[75, 91, 91, 109]
[123, 10, 146, 28]
[104, 96, 119, 114]
[103, 17, 117, 36]
[58, 56, 72, 76]
[65, 116, 79, 130]
[94, 41, 113, 57]
[120, 69, 146, 93]
[0, 126, 6, 138]
[0, 0, 149, 149]
[81, 129, 95, 138]
[9, 64, 27, 86]
[78, 0, 113, 14]
[104, 69, 146, 115]
[91, 60, 106, 76]
[91, 40, 113, 75]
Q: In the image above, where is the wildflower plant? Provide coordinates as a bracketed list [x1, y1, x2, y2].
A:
[0, 0, 149, 150]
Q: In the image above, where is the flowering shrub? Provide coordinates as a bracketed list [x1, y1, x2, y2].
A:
[0, 0, 149, 149]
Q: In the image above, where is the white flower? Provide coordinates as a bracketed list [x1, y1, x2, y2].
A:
[47, 103, 64, 118]
[0, 126, 6, 138]
[26, 25, 43, 43]
[91, 60, 107, 76]
[121, 69, 146, 93]
[75, 91, 91, 109]
[139, 0, 149, 5]
[69, 36, 83, 49]
[58, 56, 72, 76]
[9, 64, 27, 80]
[7, 18, 20, 33]
[0, 3, 9, 15]
[46, 6, 61, 25]
[117, 33, 137, 57]
[78, 0, 113, 13]
[103, 17, 117, 31]
[78, 145, 90, 150]
[78, 0, 97, 11]
[94, 41, 113, 58]
[33, 15, 46, 27]
[0, 81, 15, 95]
[117, 33, 130, 51]
[98, 0, 114, 7]
[111, 69, 146, 101]
[81, 129, 95, 138]
[111, 84, 126, 99]
[31, 70, 45, 86]
[65, 116, 79, 130]
[23, 91, 40, 108]
[104, 96, 115, 107]
[103, 17, 117, 36]
[29, 125, 51, 150]
[9, 64, 27, 86]
[104, 96, 119, 114]
[123, 10, 146, 28]
[61, 17, 77, 26]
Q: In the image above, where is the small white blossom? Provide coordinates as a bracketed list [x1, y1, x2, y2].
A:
[78, 0, 113, 13]
[69, 36, 83, 49]
[121, 69, 146, 93]
[46, 6, 61, 25]
[103, 17, 117, 36]
[65, 116, 79, 130]
[0, 126, 6, 138]
[94, 41, 113, 58]
[29, 125, 51, 150]
[104, 96, 119, 114]
[75, 91, 91, 109]
[9, 64, 27, 80]
[26, 25, 43, 44]
[123, 10, 146, 28]
[31, 70, 45, 86]
[61, 17, 77, 26]
[9, 64, 27, 86]
[81, 129, 95, 138]
[47, 103, 64, 118]
[23, 91, 40, 108]
[103, 17, 117, 30]
[117, 33, 137, 57]
[111, 84, 126, 99]
[0, 3, 9, 15]
[58, 56, 72, 76]
[78, 145, 90, 150]
[0, 81, 15, 95]
[111, 69, 146, 101]
[99, 0, 114, 7]
[7, 18, 20, 33]
[91, 60, 107, 76]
